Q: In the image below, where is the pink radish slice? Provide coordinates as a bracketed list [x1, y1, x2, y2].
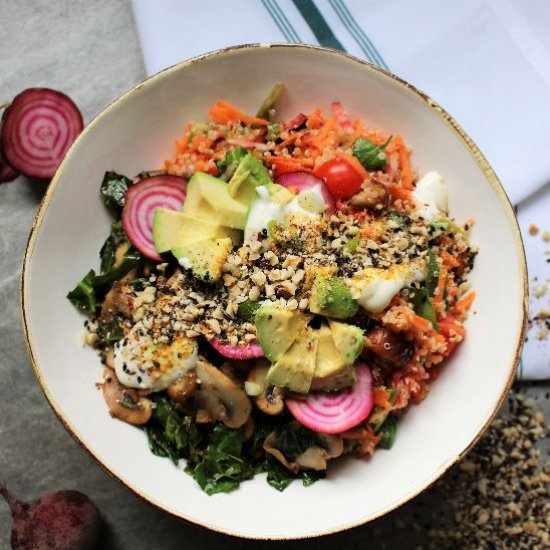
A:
[1, 88, 83, 179]
[210, 339, 265, 360]
[286, 364, 374, 434]
[122, 175, 187, 260]
[275, 171, 336, 213]
[331, 101, 354, 134]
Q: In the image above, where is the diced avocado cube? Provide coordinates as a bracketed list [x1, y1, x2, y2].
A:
[328, 320, 364, 365]
[172, 237, 232, 282]
[309, 276, 358, 319]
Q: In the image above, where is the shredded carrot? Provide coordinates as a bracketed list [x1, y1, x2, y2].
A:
[373, 387, 393, 410]
[208, 100, 269, 127]
[276, 130, 304, 150]
[393, 135, 413, 190]
[339, 153, 369, 180]
[455, 291, 476, 312]
[433, 263, 448, 308]
[311, 116, 337, 149]
[439, 321, 466, 338]
[441, 251, 460, 268]
[266, 156, 314, 176]
[387, 182, 412, 203]
[305, 108, 324, 129]
[348, 120, 363, 144]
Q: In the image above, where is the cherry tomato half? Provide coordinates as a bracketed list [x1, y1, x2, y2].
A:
[315, 158, 363, 199]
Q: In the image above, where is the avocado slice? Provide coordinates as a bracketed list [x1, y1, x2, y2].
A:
[172, 237, 232, 282]
[328, 320, 364, 365]
[183, 172, 248, 229]
[152, 208, 239, 253]
[255, 307, 311, 362]
[227, 153, 272, 206]
[266, 327, 318, 394]
[309, 276, 359, 319]
[311, 324, 356, 391]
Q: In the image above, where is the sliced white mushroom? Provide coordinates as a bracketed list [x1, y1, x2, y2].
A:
[194, 357, 252, 428]
[101, 368, 152, 425]
[263, 429, 344, 473]
[247, 361, 284, 415]
[167, 371, 197, 403]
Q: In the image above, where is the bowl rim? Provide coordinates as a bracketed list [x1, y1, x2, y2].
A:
[20, 42, 528, 540]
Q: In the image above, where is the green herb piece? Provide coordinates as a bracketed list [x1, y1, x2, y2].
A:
[256, 83, 285, 119]
[265, 455, 325, 492]
[99, 220, 130, 273]
[100, 171, 131, 213]
[343, 235, 360, 253]
[95, 318, 124, 348]
[186, 424, 255, 495]
[352, 136, 392, 171]
[274, 424, 325, 462]
[67, 248, 141, 315]
[388, 210, 406, 228]
[215, 146, 247, 180]
[378, 415, 398, 450]
[430, 218, 466, 237]
[370, 388, 398, 432]
[407, 286, 439, 330]
[237, 299, 261, 322]
[145, 397, 201, 465]
[426, 249, 440, 297]
[267, 121, 282, 142]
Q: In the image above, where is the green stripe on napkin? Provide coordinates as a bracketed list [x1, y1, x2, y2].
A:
[329, 0, 389, 69]
[262, 0, 302, 43]
[291, 0, 346, 51]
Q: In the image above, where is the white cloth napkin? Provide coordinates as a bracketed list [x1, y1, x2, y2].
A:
[131, 0, 550, 378]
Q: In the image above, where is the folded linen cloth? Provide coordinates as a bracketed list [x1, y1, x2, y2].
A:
[131, 0, 550, 378]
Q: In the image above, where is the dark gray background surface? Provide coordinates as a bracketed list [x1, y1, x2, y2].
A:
[1, 2, 547, 549]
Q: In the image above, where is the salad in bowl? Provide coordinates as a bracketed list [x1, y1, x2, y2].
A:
[67, 85, 477, 495]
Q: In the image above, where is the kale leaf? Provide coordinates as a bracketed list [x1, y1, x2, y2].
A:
[145, 397, 201, 465]
[100, 171, 132, 213]
[352, 136, 392, 171]
[274, 424, 325, 462]
[99, 220, 130, 273]
[407, 286, 439, 330]
[95, 318, 124, 348]
[67, 247, 141, 314]
[186, 424, 255, 495]
[425, 249, 439, 297]
[378, 414, 398, 450]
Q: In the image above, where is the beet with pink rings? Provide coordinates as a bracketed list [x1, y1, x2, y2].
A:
[121, 175, 187, 261]
[0, 483, 101, 550]
[1, 88, 84, 180]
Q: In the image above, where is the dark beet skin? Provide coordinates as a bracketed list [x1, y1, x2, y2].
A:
[0, 129, 19, 183]
[1, 484, 101, 550]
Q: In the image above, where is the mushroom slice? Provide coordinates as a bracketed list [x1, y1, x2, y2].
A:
[247, 361, 284, 415]
[167, 371, 198, 404]
[101, 368, 152, 425]
[194, 357, 252, 429]
[295, 434, 343, 470]
[263, 430, 344, 473]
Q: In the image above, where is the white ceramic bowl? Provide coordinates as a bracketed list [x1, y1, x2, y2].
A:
[22, 44, 527, 539]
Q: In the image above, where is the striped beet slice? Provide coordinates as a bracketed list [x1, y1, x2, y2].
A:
[122, 175, 187, 261]
[1, 88, 83, 179]
[286, 364, 373, 434]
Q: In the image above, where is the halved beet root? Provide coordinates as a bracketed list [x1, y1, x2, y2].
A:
[1, 88, 83, 179]
[0, 483, 101, 550]
[122, 175, 187, 260]
[275, 171, 336, 213]
[210, 338, 265, 360]
[286, 364, 373, 434]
